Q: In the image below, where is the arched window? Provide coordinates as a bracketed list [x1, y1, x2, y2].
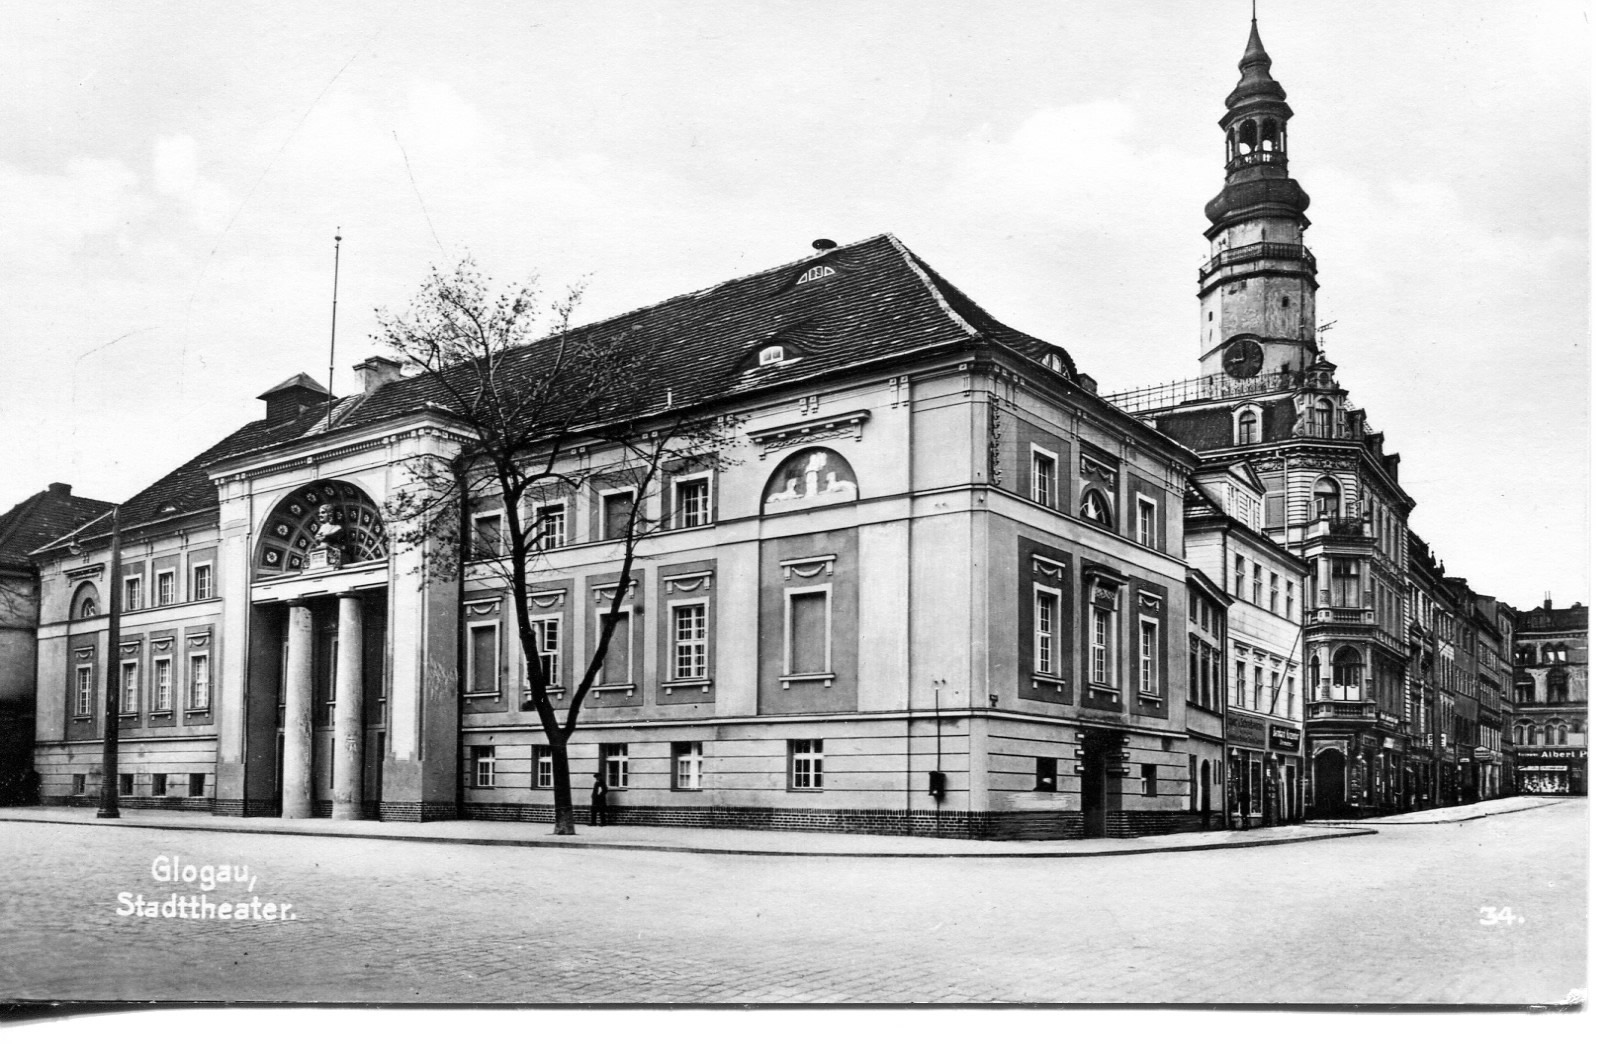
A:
[1333, 647, 1363, 700]
[71, 581, 99, 619]
[1512, 723, 1526, 745]
[1308, 654, 1321, 696]
[1314, 400, 1334, 438]
[1313, 477, 1340, 518]
[1237, 120, 1256, 155]
[1545, 720, 1566, 746]
[1236, 408, 1259, 445]
[1079, 489, 1113, 528]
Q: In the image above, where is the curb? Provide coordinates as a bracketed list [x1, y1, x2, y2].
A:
[1306, 799, 1564, 828]
[0, 813, 1376, 860]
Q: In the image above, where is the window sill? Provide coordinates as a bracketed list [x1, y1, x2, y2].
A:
[780, 673, 834, 690]
[1137, 693, 1162, 703]
[118, 712, 139, 719]
[462, 692, 502, 699]
[72, 716, 93, 723]
[591, 684, 636, 700]
[664, 679, 712, 694]
[1030, 674, 1064, 692]
[186, 708, 210, 716]
[149, 712, 173, 720]
[671, 787, 704, 793]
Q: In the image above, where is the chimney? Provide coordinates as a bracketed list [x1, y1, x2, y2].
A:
[48, 482, 72, 496]
[1544, 595, 1553, 611]
[811, 238, 838, 253]
[353, 356, 406, 394]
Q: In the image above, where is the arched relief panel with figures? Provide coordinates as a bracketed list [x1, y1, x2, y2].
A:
[761, 449, 859, 515]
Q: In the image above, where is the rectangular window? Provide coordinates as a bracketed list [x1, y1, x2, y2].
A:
[1034, 757, 1057, 792]
[123, 576, 142, 611]
[1252, 565, 1263, 605]
[1286, 580, 1295, 619]
[1234, 556, 1246, 598]
[72, 774, 86, 795]
[1139, 618, 1158, 694]
[531, 745, 553, 789]
[1253, 666, 1264, 712]
[1333, 558, 1361, 608]
[602, 492, 634, 541]
[153, 658, 173, 712]
[1089, 605, 1112, 686]
[1188, 637, 1200, 704]
[74, 665, 94, 717]
[785, 589, 830, 676]
[1235, 660, 1246, 708]
[192, 563, 214, 601]
[472, 513, 503, 559]
[602, 743, 629, 788]
[673, 741, 703, 790]
[674, 476, 711, 528]
[598, 610, 632, 685]
[1033, 588, 1059, 677]
[151, 772, 167, 797]
[1140, 763, 1158, 797]
[1210, 648, 1222, 710]
[1137, 497, 1157, 549]
[467, 623, 499, 693]
[1269, 572, 1279, 612]
[790, 738, 824, 790]
[189, 773, 205, 797]
[156, 570, 175, 606]
[533, 616, 561, 691]
[119, 773, 134, 796]
[472, 746, 495, 788]
[671, 603, 708, 680]
[534, 505, 567, 550]
[120, 662, 139, 714]
[1031, 450, 1056, 508]
[188, 653, 210, 710]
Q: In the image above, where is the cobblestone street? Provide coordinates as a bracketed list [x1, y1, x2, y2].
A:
[0, 799, 1585, 1005]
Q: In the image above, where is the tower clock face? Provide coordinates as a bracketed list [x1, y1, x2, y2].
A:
[1222, 339, 1264, 378]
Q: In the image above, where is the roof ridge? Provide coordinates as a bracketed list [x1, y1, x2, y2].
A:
[883, 235, 981, 341]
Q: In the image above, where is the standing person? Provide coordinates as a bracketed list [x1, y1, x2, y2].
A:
[590, 773, 609, 826]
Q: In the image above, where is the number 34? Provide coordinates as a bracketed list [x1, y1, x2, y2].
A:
[1479, 906, 1522, 926]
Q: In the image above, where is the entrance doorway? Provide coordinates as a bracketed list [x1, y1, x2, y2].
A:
[1079, 729, 1122, 838]
[1313, 748, 1346, 815]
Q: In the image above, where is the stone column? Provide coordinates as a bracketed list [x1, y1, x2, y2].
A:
[281, 602, 315, 819]
[331, 594, 365, 820]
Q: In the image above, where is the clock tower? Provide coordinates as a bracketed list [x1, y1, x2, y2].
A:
[1199, 16, 1318, 379]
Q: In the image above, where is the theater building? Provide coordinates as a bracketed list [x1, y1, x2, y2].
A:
[30, 232, 1210, 839]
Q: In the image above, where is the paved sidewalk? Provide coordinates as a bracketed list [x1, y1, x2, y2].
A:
[0, 805, 1373, 858]
[1306, 794, 1566, 827]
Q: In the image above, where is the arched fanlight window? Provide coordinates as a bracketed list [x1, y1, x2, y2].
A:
[72, 581, 99, 619]
[1332, 646, 1363, 699]
[1236, 407, 1260, 445]
[1313, 477, 1340, 518]
[1079, 489, 1112, 527]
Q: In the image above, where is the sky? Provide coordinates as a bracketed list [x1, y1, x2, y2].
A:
[0, 0, 1590, 610]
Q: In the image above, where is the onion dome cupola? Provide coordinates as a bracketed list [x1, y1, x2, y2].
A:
[1198, 15, 1320, 380]
[1205, 16, 1309, 230]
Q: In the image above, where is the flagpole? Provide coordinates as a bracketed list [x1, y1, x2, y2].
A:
[96, 505, 122, 819]
[326, 228, 343, 426]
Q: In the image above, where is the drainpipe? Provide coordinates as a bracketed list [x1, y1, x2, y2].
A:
[1221, 527, 1233, 830]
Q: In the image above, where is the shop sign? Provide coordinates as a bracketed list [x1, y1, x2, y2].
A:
[1269, 725, 1301, 752]
[1226, 711, 1267, 749]
[1524, 749, 1585, 762]
[1360, 734, 1379, 748]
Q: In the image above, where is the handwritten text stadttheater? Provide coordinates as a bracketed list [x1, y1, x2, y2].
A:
[116, 855, 297, 921]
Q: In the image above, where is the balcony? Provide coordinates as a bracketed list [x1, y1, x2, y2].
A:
[1225, 148, 1288, 174]
[1199, 239, 1315, 281]
[1309, 699, 1378, 721]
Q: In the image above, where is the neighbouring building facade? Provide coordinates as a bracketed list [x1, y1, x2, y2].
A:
[1512, 600, 1588, 795]
[1110, 17, 1413, 817]
[1182, 462, 1306, 826]
[30, 232, 1215, 840]
[0, 483, 115, 805]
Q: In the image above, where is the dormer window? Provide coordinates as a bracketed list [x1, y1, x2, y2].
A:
[796, 265, 836, 285]
[758, 344, 787, 366]
[1042, 352, 1071, 377]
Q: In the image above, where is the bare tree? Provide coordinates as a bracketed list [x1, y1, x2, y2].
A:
[379, 257, 736, 834]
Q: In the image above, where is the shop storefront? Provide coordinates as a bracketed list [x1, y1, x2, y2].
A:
[1517, 748, 1587, 795]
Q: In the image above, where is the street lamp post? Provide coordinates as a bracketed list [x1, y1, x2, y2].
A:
[96, 506, 122, 819]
